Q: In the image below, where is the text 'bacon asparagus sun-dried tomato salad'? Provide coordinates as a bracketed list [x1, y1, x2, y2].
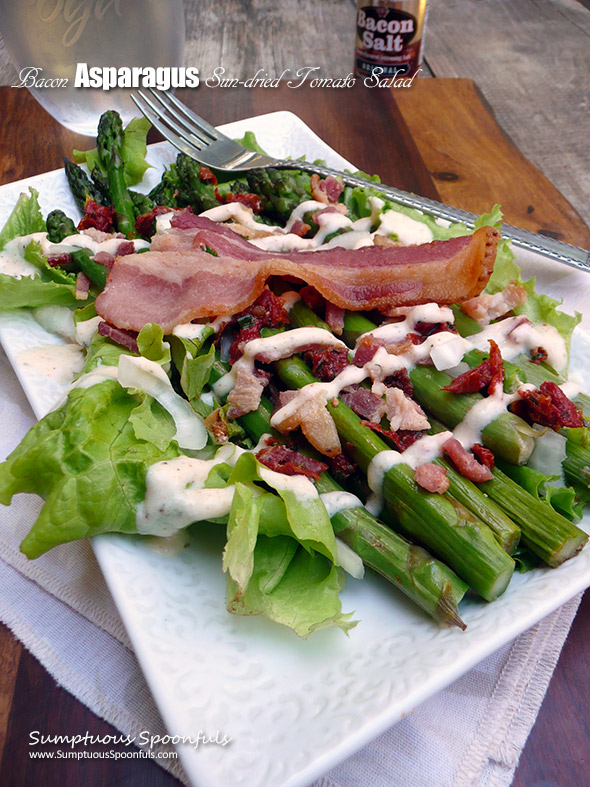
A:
[0, 111, 588, 636]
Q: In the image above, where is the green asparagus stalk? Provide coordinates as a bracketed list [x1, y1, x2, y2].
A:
[293, 302, 587, 567]
[207, 364, 469, 627]
[275, 354, 515, 602]
[70, 249, 108, 290]
[96, 111, 137, 237]
[64, 158, 102, 213]
[46, 210, 77, 243]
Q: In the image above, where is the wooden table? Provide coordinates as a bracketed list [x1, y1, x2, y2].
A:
[0, 81, 589, 785]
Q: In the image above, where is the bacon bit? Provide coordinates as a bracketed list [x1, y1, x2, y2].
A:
[414, 321, 458, 338]
[511, 381, 584, 430]
[302, 346, 350, 382]
[472, 443, 495, 469]
[461, 282, 527, 325]
[341, 386, 384, 422]
[135, 206, 172, 238]
[218, 191, 264, 214]
[312, 204, 348, 224]
[46, 253, 72, 268]
[414, 463, 449, 494]
[75, 272, 90, 300]
[310, 173, 344, 204]
[97, 321, 139, 354]
[256, 444, 328, 480]
[443, 340, 504, 395]
[290, 219, 311, 237]
[226, 365, 270, 418]
[530, 346, 548, 364]
[354, 334, 384, 366]
[199, 166, 218, 185]
[383, 369, 413, 397]
[204, 408, 231, 444]
[273, 393, 341, 457]
[384, 387, 429, 432]
[443, 438, 493, 482]
[225, 288, 290, 364]
[361, 421, 424, 451]
[93, 251, 115, 269]
[78, 198, 115, 233]
[117, 241, 136, 257]
[328, 450, 357, 481]
[300, 285, 326, 314]
[325, 302, 345, 335]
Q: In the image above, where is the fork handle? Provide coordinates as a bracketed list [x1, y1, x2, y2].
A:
[275, 160, 590, 273]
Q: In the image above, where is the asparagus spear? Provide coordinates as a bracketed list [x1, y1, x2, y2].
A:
[274, 353, 515, 602]
[292, 302, 587, 567]
[234, 396, 468, 628]
[46, 210, 77, 243]
[96, 111, 137, 237]
[64, 158, 103, 212]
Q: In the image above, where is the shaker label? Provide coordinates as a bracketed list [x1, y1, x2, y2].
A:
[357, 6, 417, 54]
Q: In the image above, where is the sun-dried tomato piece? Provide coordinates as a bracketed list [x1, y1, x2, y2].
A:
[472, 443, 495, 469]
[327, 450, 357, 481]
[530, 346, 548, 364]
[513, 381, 584, 430]
[78, 198, 115, 233]
[199, 166, 218, 185]
[361, 420, 424, 451]
[256, 444, 328, 480]
[443, 340, 504, 395]
[383, 369, 413, 397]
[135, 205, 172, 237]
[224, 288, 290, 364]
[302, 346, 350, 382]
[218, 191, 264, 214]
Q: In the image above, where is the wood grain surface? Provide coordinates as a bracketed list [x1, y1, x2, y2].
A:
[0, 82, 588, 786]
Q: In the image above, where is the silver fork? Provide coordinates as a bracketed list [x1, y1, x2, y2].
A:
[130, 88, 590, 272]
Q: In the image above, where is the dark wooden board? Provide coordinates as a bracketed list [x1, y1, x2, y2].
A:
[0, 82, 588, 786]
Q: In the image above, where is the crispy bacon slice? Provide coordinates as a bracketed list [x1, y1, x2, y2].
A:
[340, 386, 384, 422]
[361, 421, 424, 451]
[414, 463, 449, 494]
[443, 438, 493, 482]
[97, 321, 139, 354]
[96, 220, 499, 332]
[310, 174, 344, 204]
[256, 445, 327, 480]
[472, 442, 495, 469]
[511, 381, 584, 430]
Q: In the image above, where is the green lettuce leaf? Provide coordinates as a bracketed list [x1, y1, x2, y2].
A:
[0, 273, 79, 310]
[73, 117, 151, 187]
[24, 240, 77, 286]
[484, 234, 580, 352]
[0, 380, 179, 558]
[137, 323, 171, 365]
[497, 460, 583, 521]
[0, 188, 45, 251]
[226, 536, 356, 638]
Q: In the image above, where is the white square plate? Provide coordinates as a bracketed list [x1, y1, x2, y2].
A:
[0, 112, 589, 787]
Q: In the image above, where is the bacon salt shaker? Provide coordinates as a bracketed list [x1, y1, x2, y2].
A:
[354, 0, 429, 79]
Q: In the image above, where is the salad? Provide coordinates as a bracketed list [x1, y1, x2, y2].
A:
[0, 111, 588, 638]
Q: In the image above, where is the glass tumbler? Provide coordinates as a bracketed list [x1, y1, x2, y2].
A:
[0, 0, 185, 135]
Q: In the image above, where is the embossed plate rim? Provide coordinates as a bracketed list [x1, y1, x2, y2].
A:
[0, 111, 589, 787]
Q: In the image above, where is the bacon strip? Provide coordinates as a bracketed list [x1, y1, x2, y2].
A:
[96, 221, 499, 332]
[256, 445, 328, 480]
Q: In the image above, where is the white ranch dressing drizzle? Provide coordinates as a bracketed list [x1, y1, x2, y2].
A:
[39, 232, 148, 258]
[18, 343, 85, 385]
[212, 327, 347, 398]
[452, 387, 523, 449]
[75, 315, 103, 347]
[366, 432, 453, 512]
[0, 232, 46, 278]
[375, 208, 433, 245]
[467, 316, 567, 371]
[201, 202, 281, 232]
[172, 322, 209, 341]
[319, 491, 363, 517]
